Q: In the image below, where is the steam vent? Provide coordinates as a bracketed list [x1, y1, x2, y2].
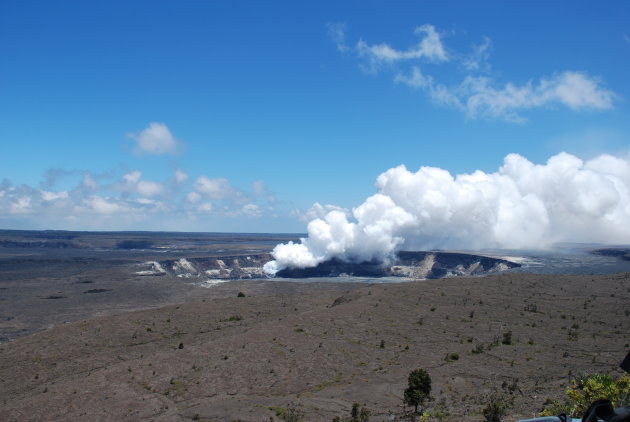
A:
[139, 251, 519, 280]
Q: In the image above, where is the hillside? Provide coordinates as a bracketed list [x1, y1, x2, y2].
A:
[1, 272, 629, 421]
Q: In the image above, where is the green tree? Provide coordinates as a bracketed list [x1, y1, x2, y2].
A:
[404, 368, 432, 414]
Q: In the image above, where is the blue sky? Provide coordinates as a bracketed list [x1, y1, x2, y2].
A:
[1, 0, 629, 233]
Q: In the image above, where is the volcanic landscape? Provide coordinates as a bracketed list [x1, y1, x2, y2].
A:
[0, 230, 629, 421]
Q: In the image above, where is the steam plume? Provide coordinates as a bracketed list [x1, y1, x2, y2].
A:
[264, 152, 630, 275]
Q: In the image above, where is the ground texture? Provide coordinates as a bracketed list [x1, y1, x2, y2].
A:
[1, 273, 629, 421]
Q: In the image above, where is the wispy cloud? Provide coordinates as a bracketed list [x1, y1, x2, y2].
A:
[193, 176, 247, 202]
[174, 169, 188, 184]
[0, 168, 275, 229]
[327, 22, 349, 52]
[356, 24, 448, 72]
[130, 122, 182, 155]
[334, 24, 617, 122]
[396, 68, 616, 122]
[461, 37, 492, 73]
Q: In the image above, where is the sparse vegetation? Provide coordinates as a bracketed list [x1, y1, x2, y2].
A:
[482, 392, 513, 422]
[403, 368, 432, 414]
[472, 343, 485, 354]
[269, 405, 304, 421]
[223, 315, 242, 322]
[539, 372, 630, 417]
[332, 403, 371, 422]
[524, 303, 538, 313]
[445, 352, 459, 362]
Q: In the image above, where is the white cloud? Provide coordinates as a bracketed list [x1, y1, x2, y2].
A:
[0, 169, 277, 228]
[131, 122, 181, 155]
[194, 176, 243, 201]
[10, 197, 31, 214]
[186, 191, 201, 203]
[242, 203, 261, 218]
[327, 22, 349, 52]
[123, 170, 142, 185]
[340, 24, 617, 122]
[137, 180, 163, 197]
[397, 68, 616, 122]
[175, 169, 188, 184]
[84, 196, 123, 215]
[550, 72, 616, 110]
[266, 151, 630, 274]
[292, 202, 351, 223]
[356, 24, 448, 72]
[40, 190, 69, 201]
[252, 180, 266, 195]
[120, 171, 163, 197]
[462, 37, 492, 72]
[198, 202, 213, 213]
[82, 173, 98, 190]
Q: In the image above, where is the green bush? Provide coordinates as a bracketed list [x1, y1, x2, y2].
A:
[472, 343, 485, 354]
[269, 405, 304, 422]
[445, 352, 459, 362]
[566, 373, 630, 416]
[539, 372, 630, 417]
[482, 393, 513, 422]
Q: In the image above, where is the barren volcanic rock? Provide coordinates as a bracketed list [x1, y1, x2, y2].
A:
[1, 272, 629, 421]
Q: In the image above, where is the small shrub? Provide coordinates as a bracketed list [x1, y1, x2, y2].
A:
[237, 292, 246, 297]
[482, 392, 513, 422]
[566, 373, 630, 417]
[501, 331, 512, 345]
[269, 406, 304, 422]
[524, 303, 538, 313]
[445, 352, 459, 362]
[349, 403, 370, 422]
[538, 398, 569, 417]
[538, 373, 630, 417]
[472, 343, 485, 354]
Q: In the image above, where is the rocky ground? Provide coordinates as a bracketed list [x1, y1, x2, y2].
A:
[1, 272, 629, 421]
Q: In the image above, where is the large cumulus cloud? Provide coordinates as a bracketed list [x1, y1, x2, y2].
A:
[264, 152, 630, 275]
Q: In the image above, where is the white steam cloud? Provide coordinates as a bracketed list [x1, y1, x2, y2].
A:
[264, 152, 630, 275]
